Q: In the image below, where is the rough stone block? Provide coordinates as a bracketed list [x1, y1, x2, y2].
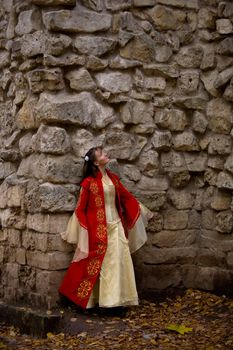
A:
[21, 31, 72, 57]
[26, 68, 64, 93]
[216, 18, 233, 34]
[120, 33, 155, 63]
[138, 175, 169, 191]
[137, 264, 182, 290]
[26, 213, 70, 234]
[43, 53, 85, 67]
[163, 208, 189, 230]
[154, 108, 187, 131]
[26, 251, 72, 270]
[0, 162, 17, 179]
[161, 150, 186, 172]
[0, 51, 10, 69]
[224, 154, 233, 175]
[201, 209, 216, 230]
[147, 5, 186, 31]
[16, 95, 39, 130]
[16, 248, 26, 265]
[15, 9, 42, 36]
[151, 130, 171, 151]
[152, 229, 197, 248]
[38, 183, 77, 212]
[201, 70, 222, 97]
[175, 46, 203, 68]
[36, 270, 66, 295]
[167, 188, 194, 209]
[86, 55, 108, 71]
[137, 149, 159, 176]
[144, 76, 166, 91]
[34, 91, 115, 129]
[17, 154, 83, 184]
[43, 8, 111, 32]
[106, 0, 132, 11]
[208, 134, 232, 155]
[0, 209, 26, 230]
[95, 72, 132, 93]
[183, 266, 213, 289]
[65, 68, 96, 91]
[33, 125, 70, 155]
[192, 111, 208, 134]
[216, 37, 233, 56]
[198, 7, 217, 29]
[217, 171, 233, 190]
[121, 99, 153, 127]
[216, 210, 233, 233]
[177, 69, 199, 93]
[8, 229, 21, 247]
[104, 131, 147, 161]
[73, 35, 116, 56]
[172, 131, 199, 151]
[143, 246, 197, 265]
[184, 152, 207, 172]
[157, 0, 198, 9]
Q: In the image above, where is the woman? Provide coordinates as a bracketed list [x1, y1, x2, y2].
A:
[59, 146, 153, 310]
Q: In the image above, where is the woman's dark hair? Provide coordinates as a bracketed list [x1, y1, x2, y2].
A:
[80, 146, 103, 183]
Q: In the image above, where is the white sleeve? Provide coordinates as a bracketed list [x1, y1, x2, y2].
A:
[127, 202, 153, 254]
[60, 211, 89, 262]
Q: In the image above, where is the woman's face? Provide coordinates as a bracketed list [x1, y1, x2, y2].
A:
[94, 148, 109, 166]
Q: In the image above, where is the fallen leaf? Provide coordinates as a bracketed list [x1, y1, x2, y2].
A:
[166, 324, 193, 335]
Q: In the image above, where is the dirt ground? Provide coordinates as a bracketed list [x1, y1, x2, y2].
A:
[0, 288, 233, 350]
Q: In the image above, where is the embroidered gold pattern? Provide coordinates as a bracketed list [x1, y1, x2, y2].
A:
[77, 280, 92, 299]
[95, 196, 103, 208]
[87, 258, 101, 276]
[90, 181, 99, 195]
[96, 242, 106, 255]
[97, 208, 105, 222]
[96, 224, 107, 240]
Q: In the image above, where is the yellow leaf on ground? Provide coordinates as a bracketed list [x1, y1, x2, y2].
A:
[166, 324, 193, 335]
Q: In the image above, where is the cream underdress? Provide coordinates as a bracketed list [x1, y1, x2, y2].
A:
[61, 172, 153, 309]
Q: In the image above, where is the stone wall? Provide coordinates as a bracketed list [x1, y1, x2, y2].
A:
[0, 0, 233, 308]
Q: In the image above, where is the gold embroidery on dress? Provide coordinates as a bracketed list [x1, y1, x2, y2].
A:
[97, 208, 105, 222]
[95, 196, 103, 208]
[96, 242, 106, 255]
[90, 181, 99, 194]
[77, 280, 92, 299]
[87, 258, 101, 276]
[96, 224, 107, 240]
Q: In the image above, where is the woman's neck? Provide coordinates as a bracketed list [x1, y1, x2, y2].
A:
[98, 166, 107, 176]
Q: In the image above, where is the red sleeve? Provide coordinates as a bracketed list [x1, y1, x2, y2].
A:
[113, 174, 140, 229]
[74, 178, 90, 229]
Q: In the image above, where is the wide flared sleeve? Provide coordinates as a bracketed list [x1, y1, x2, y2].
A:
[60, 187, 89, 262]
[112, 173, 154, 253]
[128, 201, 153, 254]
[114, 175, 141, 229]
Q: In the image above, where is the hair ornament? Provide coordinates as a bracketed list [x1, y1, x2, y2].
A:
[84, 155, 89, 162]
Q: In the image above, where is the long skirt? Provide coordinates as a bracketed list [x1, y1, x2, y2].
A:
[86, 219, 139, 308]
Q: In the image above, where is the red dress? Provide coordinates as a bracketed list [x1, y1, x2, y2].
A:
[58, 169, 142, 309]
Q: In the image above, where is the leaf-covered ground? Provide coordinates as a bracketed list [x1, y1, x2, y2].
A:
[0, 288, 233, 350]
